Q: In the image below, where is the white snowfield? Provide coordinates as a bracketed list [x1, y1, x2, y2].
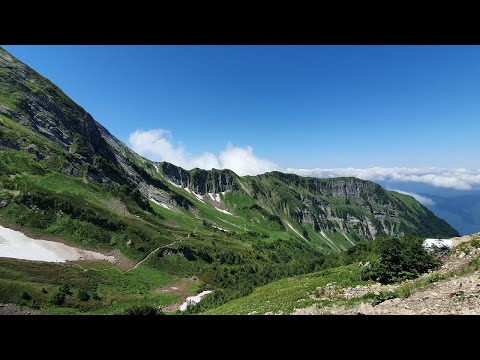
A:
[179, 290, 213, 311]
[192, 192, 205, 203]
[0, 225, 115, 263]
[150, 198, 172, 210]
[208, 192, 224, 203]
[167, 179, 182, 188]
[423, 238, 453, 249]
[212, 225, 229, 232]
[214, 207, 233, 215]
[286, 222, 307, 241]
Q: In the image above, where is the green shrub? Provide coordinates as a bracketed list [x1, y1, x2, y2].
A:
[77, 289, 90, 301]
[21, 290, 31, 301]
[396, 284, 414, 299]
[50, 291, 65, 305]
[371, 291, 398, 306]
[121, 305, 164, 315]
[427, 273, 447, 284]
[58, 284, 71, 295]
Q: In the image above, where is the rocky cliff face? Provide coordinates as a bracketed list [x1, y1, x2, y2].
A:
[0, 49, 116, 163]
[243, 172, 458, 240]
[159, 162, 238, 194]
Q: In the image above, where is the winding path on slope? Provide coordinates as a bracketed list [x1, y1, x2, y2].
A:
[124, 222, 200, 274]
[74, 221, 201, 275]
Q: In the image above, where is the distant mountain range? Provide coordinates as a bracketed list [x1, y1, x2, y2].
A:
[378, 181, 480, 235]
[418, 192, 480, 236]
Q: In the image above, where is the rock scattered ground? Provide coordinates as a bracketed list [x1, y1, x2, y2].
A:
[294, 233, 480, 315]
[0, 304, 39, 315]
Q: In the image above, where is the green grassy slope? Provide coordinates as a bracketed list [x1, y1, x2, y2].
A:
[208, 235, 480, 315]
[205, 263, 371, 315]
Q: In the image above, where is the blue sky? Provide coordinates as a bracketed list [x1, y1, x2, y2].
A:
[3, 45, 480, 190]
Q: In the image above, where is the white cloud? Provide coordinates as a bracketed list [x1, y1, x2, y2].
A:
[219, 144, 279, 176]
[128, 129, 278, 176]
[391, 189, 436, 206]
[286, 167, 480, 190]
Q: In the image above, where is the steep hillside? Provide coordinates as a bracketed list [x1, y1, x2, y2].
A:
[0, 47, 459, 313]
[207, 233, 480, 315]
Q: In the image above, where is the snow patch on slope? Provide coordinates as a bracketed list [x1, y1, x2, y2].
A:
[285, 222, 307, 241]
[214, 207, 233, 215]
[166, 179, 182, 188]
[192, 192, 205, 203]
[212, 225, 229, 232]
[320, 230, 341, 252]
[179, 290, 213, 311]
[342, 232, 355, 246]
[150, 198, 172, 210]
[0, 225, 115, 263]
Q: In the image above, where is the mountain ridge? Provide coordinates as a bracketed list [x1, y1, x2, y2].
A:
[0, 46, 458, 245]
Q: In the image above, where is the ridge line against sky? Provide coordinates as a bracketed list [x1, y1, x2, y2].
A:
[126, 127, 480, 191]
[3, 45, 480, 190]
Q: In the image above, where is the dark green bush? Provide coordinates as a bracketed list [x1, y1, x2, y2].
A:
[77, 289, 90, 301]
[21, 290, 31, 301]
[50, 291, 65, 305]
[58, 284, 71, 295]
[121, 305, 164, 315]
[371, 291, 398, 306]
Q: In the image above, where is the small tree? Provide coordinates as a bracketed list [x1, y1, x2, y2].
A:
[77, 289, 90, 301]
[58, 284, 71, 295]
[50, 291, 65, 305]
[361, 236, 440, 284]
[21, 291, 31, 301]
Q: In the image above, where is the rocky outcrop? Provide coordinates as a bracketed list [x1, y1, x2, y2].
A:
[159, 162, 238, 194]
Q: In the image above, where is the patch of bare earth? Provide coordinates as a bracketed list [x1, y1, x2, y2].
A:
[317, 270, 480, 315]
[155, 276, 199, 312]
[103, 249, 134, 269]
[104, 198, 132, 217]
[0, 304, 39, 315]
